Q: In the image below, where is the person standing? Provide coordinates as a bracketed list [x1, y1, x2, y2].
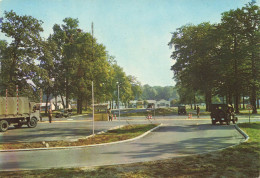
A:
[196, 105, 200, 118]
[107, 108, 112, 121]
[48, 108, 52, 123]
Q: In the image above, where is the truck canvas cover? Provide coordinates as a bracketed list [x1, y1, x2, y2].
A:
[0, 97, 30, 116]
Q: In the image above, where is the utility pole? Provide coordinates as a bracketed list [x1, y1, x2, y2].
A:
[91, 22, 95, 135]
[116, 82, 120, 120]
[92, 81, 94, 135]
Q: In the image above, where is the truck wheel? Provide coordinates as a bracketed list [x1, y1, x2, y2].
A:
[0, 120, 9, 132]
[14, 122, 23, 129]
[27, 117, 38, 128]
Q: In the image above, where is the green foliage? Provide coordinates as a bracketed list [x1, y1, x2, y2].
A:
[141, 85, 178, 101]
[0, 10, 45, 100]
[169, 3, 260, 112]
[0, 11, 142, 113]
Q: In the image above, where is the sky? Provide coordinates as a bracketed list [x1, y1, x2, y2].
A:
[0, 0, 258, 87]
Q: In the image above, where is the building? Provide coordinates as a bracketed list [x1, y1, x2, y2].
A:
[156, 99, 170, 108]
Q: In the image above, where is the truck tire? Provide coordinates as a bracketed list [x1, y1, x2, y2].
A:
[27, 117, 38, 128]
[0, 120, 9, 132]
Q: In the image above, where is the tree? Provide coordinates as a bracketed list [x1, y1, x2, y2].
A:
[128, 75, 142, 100]
[51, 18, 81, 108]
[169, 23, 218, 111]
[142, 84, 158, 100]
[169, 3, 259, 113]
[36, 38, 57, 113]
[241, 3, 260, 113]
[0, 10, 44, 99]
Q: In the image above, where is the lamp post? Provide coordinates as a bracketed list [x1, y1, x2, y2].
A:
[39, 88, 42, 122]
[116, 82, 120, 120]
[92, 81, 95, 135]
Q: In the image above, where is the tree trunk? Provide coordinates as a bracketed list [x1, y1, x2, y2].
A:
[228, 89, 232, 105]
[251, 52, 257, 114]
[194, 94, 196, 110]
[257, 97, 259, 109]
[233, 35, 239, 114]
[77, 98, 82, 114]
[45, 90, 50, 114]
[234, 94, 240, 114]
[242, 95, 245, 109]
[205, 91, 212, 112]
[60, 93, 65, 109]
[65, 68, 69, 109]
[55, 96, 58, 110]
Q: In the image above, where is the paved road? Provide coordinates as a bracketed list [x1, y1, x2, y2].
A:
[0, 116, 248, 171]
[0, 114, 199, 143]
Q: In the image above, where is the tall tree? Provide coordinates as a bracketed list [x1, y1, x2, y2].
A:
[0, 10, 44, 97]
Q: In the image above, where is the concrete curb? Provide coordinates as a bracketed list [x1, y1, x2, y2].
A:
[234, 124, 250, 142]
[0, 124, 162, 152]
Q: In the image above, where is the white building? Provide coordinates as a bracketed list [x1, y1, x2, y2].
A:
[156, 99, 170, 108]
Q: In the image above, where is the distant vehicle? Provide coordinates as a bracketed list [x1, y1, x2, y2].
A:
[55, 108, 72, 118]
[210, 104, 238, 125]
[178, 106, 186, 115]
[0, 97, 40, 132]
[147, 104, 154, 109]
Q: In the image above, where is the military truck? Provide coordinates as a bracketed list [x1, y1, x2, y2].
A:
[178, 106, 187, 115]
[0, 97, 40, 132]
[210, 104, 238, 125]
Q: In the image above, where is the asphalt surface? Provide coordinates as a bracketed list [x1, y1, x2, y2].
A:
[0, 114, 255, 171]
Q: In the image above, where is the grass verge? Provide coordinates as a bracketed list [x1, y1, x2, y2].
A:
[0, 124, 158, 150]
[120, 108, 178, 117]
[0, 122, 259, 177]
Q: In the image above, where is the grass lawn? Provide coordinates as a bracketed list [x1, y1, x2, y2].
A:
[0, 124, 158, 150]
[120, 107, 178, 117]
[0, 122, 259, 177]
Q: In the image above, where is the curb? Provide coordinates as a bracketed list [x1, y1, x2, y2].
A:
[0, 124, 162, 152]
[234, 124, 250, 142]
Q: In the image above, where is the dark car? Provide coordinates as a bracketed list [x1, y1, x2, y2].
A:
[210, 104, 238, 125]
[178, 106, 186, 115]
